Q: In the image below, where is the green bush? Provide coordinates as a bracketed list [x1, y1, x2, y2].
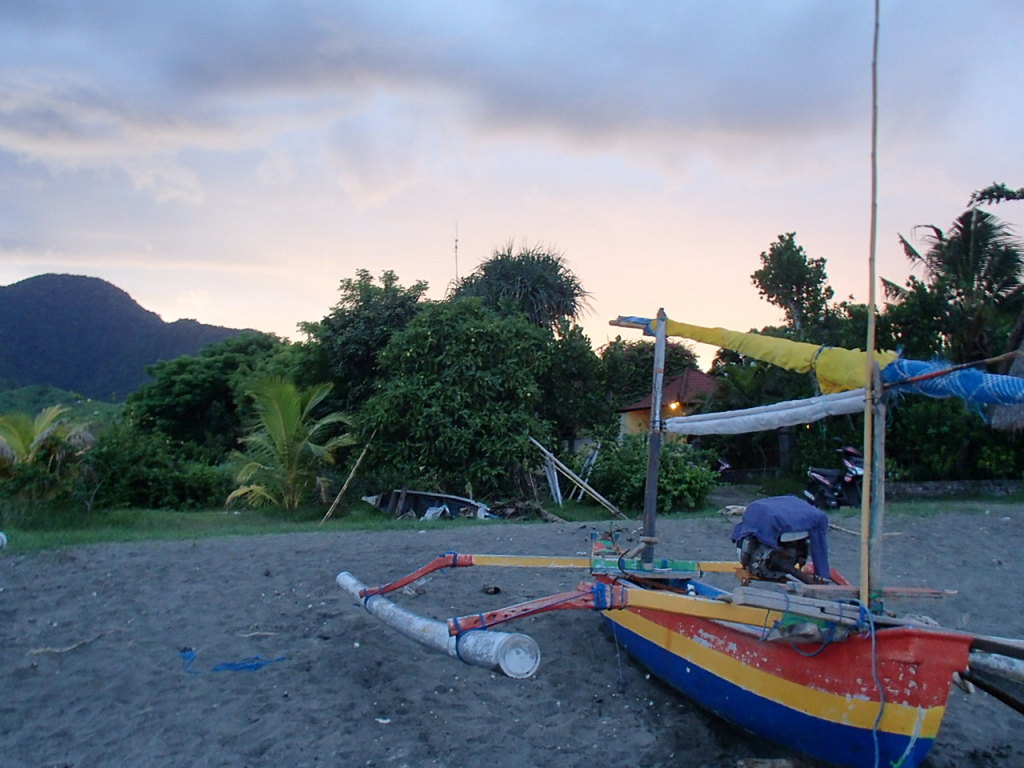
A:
[82, 420, 233, 510]
[586, 434, 719, 514]
[0, 463, 78, 528]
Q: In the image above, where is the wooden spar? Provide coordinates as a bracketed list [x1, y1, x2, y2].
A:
[859, 0, 882, 609]
[320, 428, 376, 526]
[528, 437, 627, 519]
[640, 308, 668, 567]
[356, 551, 743, 598]
[867, 365, 887, 608]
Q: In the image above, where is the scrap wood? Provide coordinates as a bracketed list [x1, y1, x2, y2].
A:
[529, 437, 627, 519]
[29, 628, 121, 655]
[488, 499, 566, 523]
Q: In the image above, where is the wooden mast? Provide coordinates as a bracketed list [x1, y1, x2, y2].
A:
[640, 307, 668, 567]
[859, 0, 883, 608]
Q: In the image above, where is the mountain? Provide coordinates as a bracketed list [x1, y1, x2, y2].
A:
[0, 274, 250, 402]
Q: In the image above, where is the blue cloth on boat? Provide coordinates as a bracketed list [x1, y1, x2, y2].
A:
[731, 495, 831, 579]
[881, 357, 1024, 405]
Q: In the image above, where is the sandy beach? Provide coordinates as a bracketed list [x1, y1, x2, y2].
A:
[3, 501, 1023, 767]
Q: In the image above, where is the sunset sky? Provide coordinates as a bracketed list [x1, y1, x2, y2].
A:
[3, 1, 1022, 367]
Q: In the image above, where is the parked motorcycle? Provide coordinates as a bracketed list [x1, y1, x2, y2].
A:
[803, 445, 864, 509]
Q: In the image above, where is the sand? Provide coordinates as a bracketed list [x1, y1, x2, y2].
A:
[2, 500, 1023, 768]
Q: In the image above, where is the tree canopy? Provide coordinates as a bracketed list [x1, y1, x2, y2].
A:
[886, 208, 1024, 363]
[362, 298, 552, 498]
[299, 269, 429, 411]
[125, 332, 288, 462]
[751, 233, 834, 338]
[450, 243, 590, 331]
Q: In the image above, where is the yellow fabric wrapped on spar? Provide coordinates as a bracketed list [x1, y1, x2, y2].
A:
[660, 319, 898, 395]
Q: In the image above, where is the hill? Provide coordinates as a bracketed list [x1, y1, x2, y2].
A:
[0, 274, 248, 402]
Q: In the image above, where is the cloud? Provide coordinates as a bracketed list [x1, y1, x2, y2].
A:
[0, 2, 888, 186]
[3, 0, 1023, 356]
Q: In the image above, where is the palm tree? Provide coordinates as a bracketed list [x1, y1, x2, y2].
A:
[450, 243, 590, 331]
[888, 208, 1024, 363]
[0, 405, 93, 505]
[0, 405, 71, 468]
[227, 378, 356, 512]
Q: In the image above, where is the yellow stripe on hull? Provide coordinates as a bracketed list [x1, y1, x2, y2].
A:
[606, 607, 947, 739]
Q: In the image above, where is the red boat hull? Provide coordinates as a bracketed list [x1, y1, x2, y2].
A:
[600, 579, 973, 768]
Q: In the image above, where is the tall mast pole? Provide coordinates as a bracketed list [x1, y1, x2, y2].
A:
[859, 0, 883, 608]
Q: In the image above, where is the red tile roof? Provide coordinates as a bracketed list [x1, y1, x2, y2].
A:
[619, 368, 719, 412]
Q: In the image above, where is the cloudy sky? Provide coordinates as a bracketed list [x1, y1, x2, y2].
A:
[2, 1, 1022, 366]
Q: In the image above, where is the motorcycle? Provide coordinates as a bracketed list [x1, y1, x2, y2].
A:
[803, 445, 864, 509]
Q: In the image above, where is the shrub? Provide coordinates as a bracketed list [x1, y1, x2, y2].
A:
[586, 434, 719, 514]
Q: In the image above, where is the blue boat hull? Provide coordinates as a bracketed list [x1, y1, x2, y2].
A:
[601, 589, 971, 768]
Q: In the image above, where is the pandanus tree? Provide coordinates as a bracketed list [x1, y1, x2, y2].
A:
[227, 378, 356, 512]
[450, 243, 590, 331]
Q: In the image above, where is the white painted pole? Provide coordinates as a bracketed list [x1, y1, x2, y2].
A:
[337, 571, 541, 679]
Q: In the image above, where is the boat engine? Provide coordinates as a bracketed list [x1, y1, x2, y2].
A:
[736, 531, 823, 584]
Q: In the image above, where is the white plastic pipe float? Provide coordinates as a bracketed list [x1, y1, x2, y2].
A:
[337, 571, 541, 679]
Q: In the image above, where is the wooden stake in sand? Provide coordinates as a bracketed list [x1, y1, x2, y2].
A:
[320, 430, 376, 526]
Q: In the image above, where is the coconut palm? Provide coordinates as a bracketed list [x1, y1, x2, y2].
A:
[450, 243, 590, 331]
[227, 378, 356, 512]
[0, 405, 71, 468]
[887, 208, 1024, 363]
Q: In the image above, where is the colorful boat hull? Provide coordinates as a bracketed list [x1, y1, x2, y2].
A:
[600, 578, 973, 768]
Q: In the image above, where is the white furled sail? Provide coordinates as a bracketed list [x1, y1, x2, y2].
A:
[664, 388, 865, 436]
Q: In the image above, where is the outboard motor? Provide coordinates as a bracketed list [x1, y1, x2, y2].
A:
[737, 529, 815, 583]
[731, 495, 832, 585]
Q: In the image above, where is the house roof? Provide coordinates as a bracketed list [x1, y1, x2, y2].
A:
[619, 368, 719, 413]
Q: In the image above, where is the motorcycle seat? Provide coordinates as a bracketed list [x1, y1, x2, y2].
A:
[809, 467, 843, 482]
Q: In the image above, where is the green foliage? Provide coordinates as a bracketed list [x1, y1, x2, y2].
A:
[885, 397, 1024, 481]
[599, 337, 699, 407]
[0, 405, 71, 464]
[299, 269, 428, 411]
[0, 405, 95, 526]
[889, 208, 1024, 363]
[126, 332, 287, 463]
[537, 322, 611, 443]
[586, 435, 719, 514]
[227, 377, 356, 512]
[0, 384, 121, 425]
[82, 419, 233, 510]
[362, 299, 552, 498]
[751, 233, 834, 338]
[450, 243, 590, 330]
[970, 182, 1024, 206]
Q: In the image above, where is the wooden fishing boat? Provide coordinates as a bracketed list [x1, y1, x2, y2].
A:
[338, 9, 1024, 764]
[337, 305, 1024, 767]
[340, 510, 1024, 768]
[593, 565, 975, 768]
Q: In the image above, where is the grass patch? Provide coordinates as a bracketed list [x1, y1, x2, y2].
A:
[4, 492, 1020, 555]
[0, 502, 553, 553]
